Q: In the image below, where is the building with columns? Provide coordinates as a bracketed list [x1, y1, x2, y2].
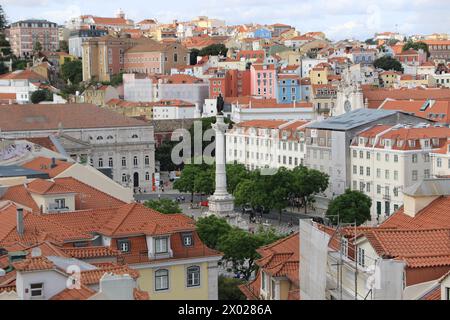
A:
[0, 104, 155, 193]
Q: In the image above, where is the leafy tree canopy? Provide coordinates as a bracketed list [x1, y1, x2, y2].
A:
[198, 44, 228, 57]
[326, 189, 372, 226]
[373, 56, 404, 73]
[30, 89, 53, 104]
[61, 59, 82, 85]
[143, 198, 182, 214]
[218, 275, 245, 300]
[196, 215, 232, 249]
[403, 40, 430, 58]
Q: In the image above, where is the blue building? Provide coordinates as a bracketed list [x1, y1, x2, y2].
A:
[253, 28, 272, 39]
[277, 75, 301, 104]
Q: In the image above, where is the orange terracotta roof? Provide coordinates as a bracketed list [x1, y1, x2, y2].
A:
[50, 285, 96, 300]
[12, 256, 54, 272]
[0, 69, 46, 81]
[26, 178, 76, 195]
[61, 246, 120, 259]
[81, 265, 139, 285]
[380, 100, 450, 124]
[363, 228, 450, 268]
[92, 17, 129, 26]
[362, 86, 450, 109]
[0, 93, 16, 100]
[0, 104, 149, 132]
[237, 120, 288, 129]
[421, 286, 441, 300]
[380, 196, 450, 230]
[0, 203, 93, 247]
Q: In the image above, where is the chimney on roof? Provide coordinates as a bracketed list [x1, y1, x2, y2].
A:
[17, 208, 24, 237]
[50, 157, 57, 169]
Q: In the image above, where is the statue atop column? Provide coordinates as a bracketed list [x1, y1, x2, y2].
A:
[216, 93, 224, 115]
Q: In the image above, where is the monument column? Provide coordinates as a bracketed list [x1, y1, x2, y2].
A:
[207, 115, 235, 217]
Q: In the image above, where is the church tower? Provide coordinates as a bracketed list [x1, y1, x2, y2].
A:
[332, 66, 365, 116]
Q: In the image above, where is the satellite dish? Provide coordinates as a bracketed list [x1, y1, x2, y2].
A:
[31, 247, 42, 258]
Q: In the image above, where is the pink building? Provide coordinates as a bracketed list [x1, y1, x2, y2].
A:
[250, 63, 277, 99]
[10, 19, 59, 58]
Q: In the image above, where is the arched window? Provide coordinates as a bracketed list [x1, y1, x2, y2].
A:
[121, 174, 127, 183]
[145, 172, 150, 181]
[107, 135, 114, 140]
[133, 156, 138, 167]
[132, 134, 139, 139]
[98, 157, 103, 167]
[97, 136, 103, 140]
[186, 266, 200, 287]
[108, 157, 113, 167]
[144, 155, 150, 166]
[155, 269, 169, 291]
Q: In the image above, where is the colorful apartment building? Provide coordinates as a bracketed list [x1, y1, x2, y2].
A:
[250, 63, 277, 99]
[276, 74, 301, 104]
[9, 19, 59, 58]
[209, 69, 251, 99]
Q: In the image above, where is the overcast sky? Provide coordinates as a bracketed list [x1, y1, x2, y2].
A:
[3, 0, 450, 41]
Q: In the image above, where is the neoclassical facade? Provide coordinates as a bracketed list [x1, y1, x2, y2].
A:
[0, 104, 155, 193]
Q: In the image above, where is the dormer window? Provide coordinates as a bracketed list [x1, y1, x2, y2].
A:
[409, 140, 416, 147]
[423, 140, 430, 148]
[359, 137, 364, 145]
[117, 239, 131, 253]
[397, 140, 403, 148]
[182, 233, 193, 247]
[55, 198, 66, 210]
[155, 237, 169, 254]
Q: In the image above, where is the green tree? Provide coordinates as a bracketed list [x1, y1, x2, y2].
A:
[403, 40, 430, 58]
[143, 198, 181, 214]
[0, 62, 6, 75]
[196, 215, 232, 249]
[291, 166, 329, 214]
[30, 89, 52, 104]
[190, 48, 200, 65]
[373, 56, 404, 72]
[0, 5, 7, 31]
[61, 59, 82, 85]
[12, 59, 28, 70]
[218, 275, 245, 300]
[218, 227, 281, 280]
[365, 38, 376, 45]
[326, 189, 372, 226]
[226, 163, 249, 195]
[198, 44, 228, 57]
[270, 168, 292, 222]
[59, 40, 69, 53]
[173, 163, 200, 202]
[193, 168, 214, 199]
[33, 41, 42, 53]
[110, 72, 124, 86]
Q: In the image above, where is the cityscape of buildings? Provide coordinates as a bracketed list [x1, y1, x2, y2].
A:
[0, 4, 449, 303]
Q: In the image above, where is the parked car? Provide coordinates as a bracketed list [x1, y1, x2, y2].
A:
[200, 201, 209, 207]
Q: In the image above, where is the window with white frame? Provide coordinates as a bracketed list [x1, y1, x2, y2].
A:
[55, 198, 66, 209]
[155, 237, 169, 254]
[117, 239, 130, 252]
[186, 266, 200, 287]
[155, 269, 169, 291]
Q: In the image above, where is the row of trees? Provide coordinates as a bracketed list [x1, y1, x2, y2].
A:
[190, 44, 228, 65]
[173, 162, 330, 221]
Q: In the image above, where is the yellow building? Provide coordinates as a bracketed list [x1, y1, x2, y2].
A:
[82, 84, 119, 107]
[379, 71, 401, 88]
[310, 63, 332, 85]
[105, 99, 154, 120]
[239, 233, 299, 300]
